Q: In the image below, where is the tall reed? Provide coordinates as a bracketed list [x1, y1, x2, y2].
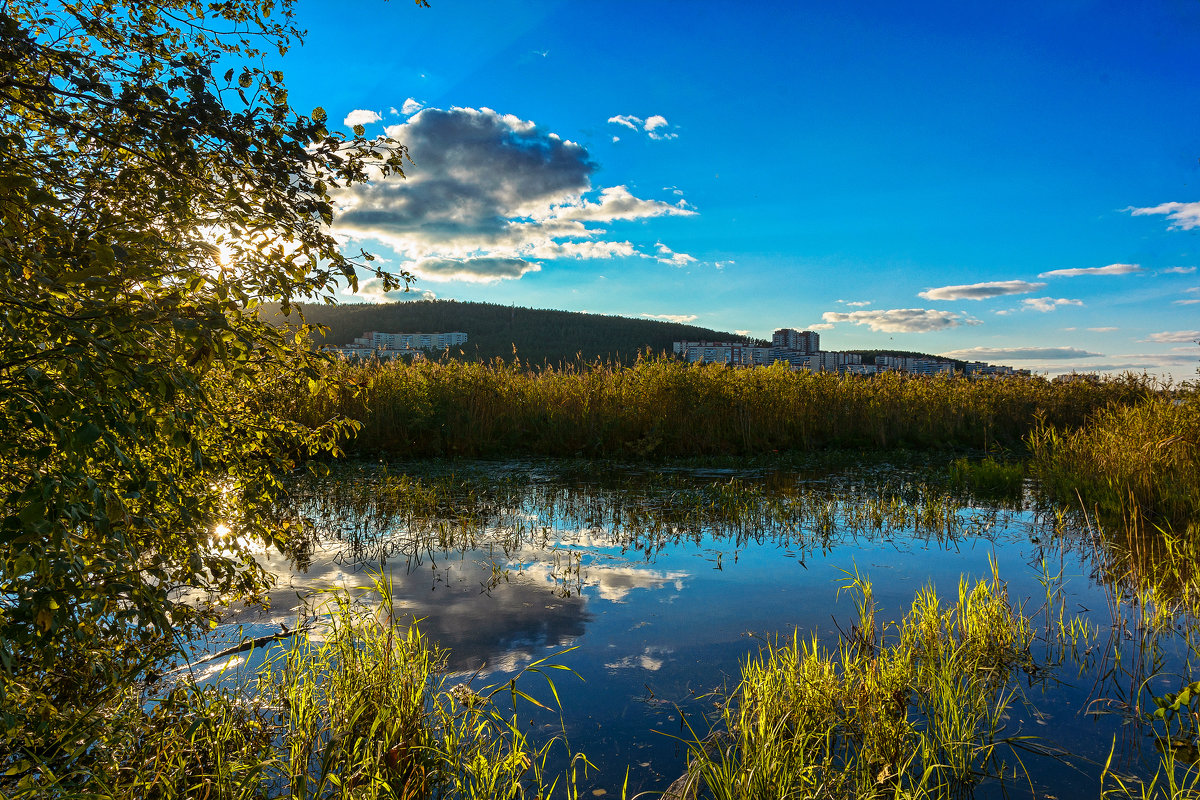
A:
[1028, 392, 1199, 528]
[286, 355, 1153, 458]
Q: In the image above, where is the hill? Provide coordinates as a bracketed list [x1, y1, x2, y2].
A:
[277, 299, 756, 364]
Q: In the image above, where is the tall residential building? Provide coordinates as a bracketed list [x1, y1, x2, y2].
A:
[355, 331, 468, 350]
[771, 328, 820, 353]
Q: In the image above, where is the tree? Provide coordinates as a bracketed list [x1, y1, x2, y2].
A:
[0, 0, 416, 776]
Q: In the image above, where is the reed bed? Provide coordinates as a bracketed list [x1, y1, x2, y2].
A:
[287, 356, 1154, 458]
[1028, 392, 1200, 529]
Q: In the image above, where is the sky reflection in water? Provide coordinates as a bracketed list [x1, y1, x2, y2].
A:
[207, 458, 1190, 799]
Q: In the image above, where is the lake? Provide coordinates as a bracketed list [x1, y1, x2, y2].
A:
[199, 455, 1198, 799]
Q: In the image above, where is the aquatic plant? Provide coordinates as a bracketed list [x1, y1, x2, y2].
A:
[671, 566, 1036, 800]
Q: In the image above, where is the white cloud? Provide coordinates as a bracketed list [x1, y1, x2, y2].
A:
[735, 329, 751, 336]
[1088, 326, 1119, 332]
[400, 97, 425, 115]
[639, 312, 699, 324]
[1038, 263, 1142, 278]
[388, 106, 399, 116]
[1143, 330, 1200, 343]
[809, 323, 836, 330]
[607, 114, 641, 130]
[330, 106, 696, 279]
[554, 185, 694, 223]
[607, 113, 678, 140]
[343, 109, 382, 127]
[611, 136, 620, 143]
[820, 308, 981, 333]
[919, 280, 1045, 301]
[714, 260, 734, 269]
[940, 346, 1102, 360]
[836, 299, 872, 307]
[1164, 266, 1196, 274]
[352, 278, 436, 303]
[654, 242, 697, 267]
[1021, 297, 1084, 312]
[1129, 201, 1200, 230]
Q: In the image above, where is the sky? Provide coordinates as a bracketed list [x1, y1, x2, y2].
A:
[275, 0, 1199, 378]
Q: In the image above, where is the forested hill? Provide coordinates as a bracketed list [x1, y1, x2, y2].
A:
[279, 300, 752, 364]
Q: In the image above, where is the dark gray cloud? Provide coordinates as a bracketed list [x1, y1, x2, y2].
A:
[415, 257, 540, 283]
[331, 107, 695, 284]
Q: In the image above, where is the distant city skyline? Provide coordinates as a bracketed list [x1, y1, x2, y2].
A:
[277, 0, 1200, 379]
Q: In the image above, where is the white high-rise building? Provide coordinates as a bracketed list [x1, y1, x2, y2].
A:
[771, 328, 820, 353]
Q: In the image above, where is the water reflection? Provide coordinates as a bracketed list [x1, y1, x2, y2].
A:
[200, 458, 1199, 799]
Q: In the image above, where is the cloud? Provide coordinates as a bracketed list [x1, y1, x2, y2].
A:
[554, 185, 694, 223]
[1143, 330, 1200, 343]
[809, 323, 836, 330]
[343, 109, 382, 127]
[400, 98, 425, 115]
[607, 114, 641, 130]
[352, 278, 436, 303]
[640, 312, 698, 324]
[1174, 299, 1200, 305]
[607, 113, 679, 140]
[734, 329, 751, 336]
[918, 280, 1045, 301]
[330, 107, 695, 279]
[654, 242, 697, 266]
[1038, 263, 1142, 278]
[820, 308, 981, 333]
[1129, 201, 1200, 230]
[1021, 297, 1084, 312]
[1164, 266, 1196, 274]
[410, 257, 541, 283]
[836, 299, 872, 307]
[940, 346, 1102, 360]
[1088, 326, 1118, 332]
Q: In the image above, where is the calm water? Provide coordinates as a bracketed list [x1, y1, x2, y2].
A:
[200, 457, 1197, 798]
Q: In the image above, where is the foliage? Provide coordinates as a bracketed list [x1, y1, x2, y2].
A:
[0, 0, 413, 779]
[288, 354, 1154, 457]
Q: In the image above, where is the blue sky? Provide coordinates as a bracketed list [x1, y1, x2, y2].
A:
[279, 0, 1199, 377]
